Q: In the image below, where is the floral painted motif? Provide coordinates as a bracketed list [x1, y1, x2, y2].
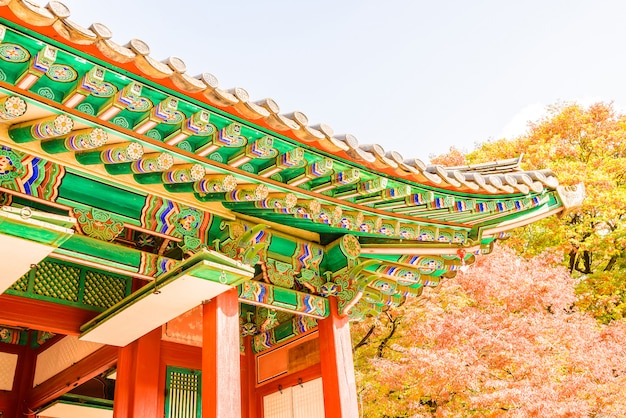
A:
[126, 97, 153, 112]
[266, 259, 295, 289]
[340, 234, 361, 260]
[0, 96, 27, 120]
[174, 207, 203, 237]
[90, 82, 117, 98]
[74, 208, 124, 242]
[0, 44, 30, 62]
[46, 64, 78, 82]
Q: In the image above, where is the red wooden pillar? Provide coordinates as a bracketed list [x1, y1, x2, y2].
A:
[318, 297, 359, 418]
[0, 343, 34, 418]
[113, 327, 162, 418]
[16, 344, 37, 418]
[240, 336, 257, 418]
[202, 287, 241, 418]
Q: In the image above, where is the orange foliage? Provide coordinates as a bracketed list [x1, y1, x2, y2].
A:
[429, 147, 467, 166]
[353, 246, 626, 417]
[463, 101, 626, 322]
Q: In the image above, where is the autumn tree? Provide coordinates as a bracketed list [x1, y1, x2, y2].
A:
[352, 246, 626, 417]
[439, 102, 626, 323]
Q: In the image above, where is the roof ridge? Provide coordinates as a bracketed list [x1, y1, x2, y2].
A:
[0, 0, 558, 194]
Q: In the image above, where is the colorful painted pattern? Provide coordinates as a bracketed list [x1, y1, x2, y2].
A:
[46, 64, 78, 82]
[266, 259, 296, 288]
[63, 128, 108, 151]
[0, 326, 28, 345]
[10, 115, 74, 143]
[74, 208, 124, 242]
[193, 175, 237, 193]
[251, 315, 319, 353]
[374, 265, 422, 285]
[254, 193, 298, 210]
[238, 280, 328, 318]
[182, 110, 214, 136]
[141, 195, 211, 240]
[152, 97, 185, 124]
[33, 330, 56, 347]
[218, 222, 270, 265]
[224, 184, 269, 202]
[0, 96, 27, 120]
[138, 252, 179, 277]
[308, 158, 334, 178]
[0, 146, 23, 183]
[248, 136, 276, 158]
[82, 66, 117, 98]
[259, 147, 306, 177]
[162, 164, 206, 184]
[130, 153, 174, 174]
[0, 147, 65, 201]
[0, 23, 569, 333]
[101, 142, 144, 163]
[292, 241, 324, 271]
[218, 122, 247, 147]
[0, 43, 29, 62]
[31, 45, 57, 74]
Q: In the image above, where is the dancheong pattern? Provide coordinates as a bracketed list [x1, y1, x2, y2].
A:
[140, 195, 212, 242]
[0, 147, 65, 200]
[0, 10, 576, 358]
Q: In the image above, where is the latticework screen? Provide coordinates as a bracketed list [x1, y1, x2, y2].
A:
[165, 366, 202, 418]
[263, 378, 325, 418]
[263, 389, 293, 418]
[292, 378, 324, 418]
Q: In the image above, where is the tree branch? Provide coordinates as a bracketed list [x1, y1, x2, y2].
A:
[353, 324, 376, 353]
[377, 312, 399, 358]
[604, 255, 618, 272]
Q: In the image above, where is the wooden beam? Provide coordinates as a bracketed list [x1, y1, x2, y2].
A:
[202, 288, 241, 418]
[0, 294, 98, 335]
[161, 340, 202, 370]
[318, 297, 359, 418]
[27, 345, 117, 410]
[113, 328, 162, 418]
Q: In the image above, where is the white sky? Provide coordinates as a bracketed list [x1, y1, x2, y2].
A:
[57, 0, 625, 162]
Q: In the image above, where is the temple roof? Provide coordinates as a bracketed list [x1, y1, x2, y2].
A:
[0, 1, 585, 324]
[0, 0, 558, 195]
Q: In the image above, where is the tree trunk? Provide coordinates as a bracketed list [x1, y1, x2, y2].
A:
[574, 250, 593, 274]
[377, 314, 399, 358]
[568, 250, 577, 273]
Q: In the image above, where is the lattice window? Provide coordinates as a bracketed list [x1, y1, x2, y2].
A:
[7, 260, 131, 310]
[10, 272, 28, 292]
[263, 378, 325, 418]
[32, 261, 80, 302]
[264, 389, 293, 418]
[165, 366, 202, 418]
[292, 378, 325, 418]
[82, 271, 127, 309]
